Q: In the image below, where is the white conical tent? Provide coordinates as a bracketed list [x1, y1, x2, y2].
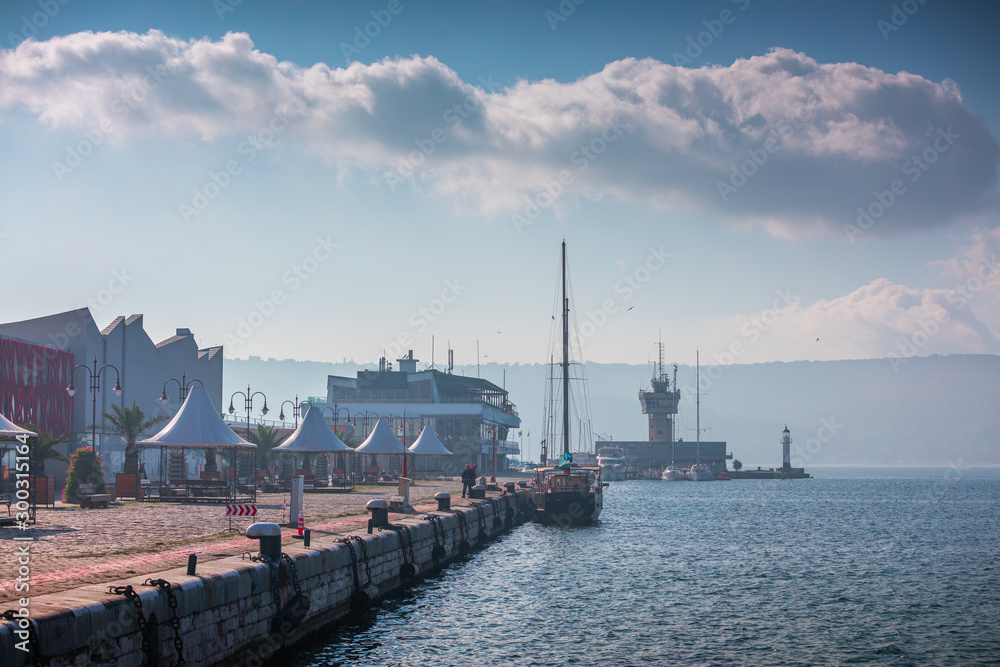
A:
[355, 417, 405, 454]
[408, 426, 450, 456]
[272, 403, 350, 453]
[139, 384, 254, 449]
[0, 413, 36, 438]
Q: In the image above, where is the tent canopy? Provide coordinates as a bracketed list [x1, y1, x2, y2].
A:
[355, 417, 404, 454]
[273, 403, 350, 453]
[139, 384, 254, 449]
[0, 413, 36, 439]
[408, 426, 451, 455]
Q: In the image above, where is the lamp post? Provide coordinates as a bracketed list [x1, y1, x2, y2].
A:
[228, 386, 269, 441]
[279, 395, 301, 429]
[67, 356, 123, 459]
[228, 387, 268, 485]
[159, 373, 203, 404]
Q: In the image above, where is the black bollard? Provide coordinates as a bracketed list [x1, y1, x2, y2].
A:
[435, 492, 451, 511]
[304, 529, 311, 548]
[367, 499, 389, 533]
[187, 553, 197, 576]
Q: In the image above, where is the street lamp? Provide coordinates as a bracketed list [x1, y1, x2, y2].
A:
[67, 356, 123, 458]
[279, 395, 302, 428]
[228, 386, 268, 488]
[159, 373, 203, 404]
[228, 386, 268, 441]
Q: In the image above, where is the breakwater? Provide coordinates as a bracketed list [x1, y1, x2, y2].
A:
[0, 492, 526, 666]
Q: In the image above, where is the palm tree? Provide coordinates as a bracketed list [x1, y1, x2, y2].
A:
[249, 424, 285, 470]
[102, 403, 167, 475]
[335, 427, 357, 447]
[20, 425, 69, 476]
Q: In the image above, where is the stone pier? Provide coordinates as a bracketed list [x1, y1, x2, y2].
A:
[0, 493, 529, 666]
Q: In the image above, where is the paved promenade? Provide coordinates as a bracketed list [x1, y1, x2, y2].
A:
[0, 480, 470, 603]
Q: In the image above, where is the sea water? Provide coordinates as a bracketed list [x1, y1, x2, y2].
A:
[289, 466, 1000, 666]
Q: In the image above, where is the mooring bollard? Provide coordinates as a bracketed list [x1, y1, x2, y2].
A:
[187, 553, 197, 576]
[470, 484, 486, 500]
[435, 492, 451, 511]
[246, 522, 282, 560]
[367, 499, 389, 533]
[503, 481, 516, 494]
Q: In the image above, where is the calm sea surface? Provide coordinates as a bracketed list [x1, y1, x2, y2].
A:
[289, 466, 1000, 666]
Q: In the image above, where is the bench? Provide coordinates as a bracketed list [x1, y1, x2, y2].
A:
[0, 493, 13, 516]
[77, 483, 112, 508]
[79, 494, 112, 508]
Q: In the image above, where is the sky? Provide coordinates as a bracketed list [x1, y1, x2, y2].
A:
[1, 0, 999, 371]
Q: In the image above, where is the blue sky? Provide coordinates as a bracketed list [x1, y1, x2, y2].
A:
[1, 0, 999, 369]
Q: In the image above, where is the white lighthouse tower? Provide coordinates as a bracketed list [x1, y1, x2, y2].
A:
[781, 426, 792, 470]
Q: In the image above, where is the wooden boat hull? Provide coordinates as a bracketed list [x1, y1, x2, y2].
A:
[531, 490, 603, 526]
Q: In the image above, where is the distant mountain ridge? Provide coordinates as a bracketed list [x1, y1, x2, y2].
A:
[223, 354, 1000, 466]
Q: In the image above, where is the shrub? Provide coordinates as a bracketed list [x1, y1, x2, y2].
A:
[63, 447, 107, 503]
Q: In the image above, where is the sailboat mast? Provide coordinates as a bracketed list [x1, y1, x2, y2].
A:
[562, 240, 570, 456]
[696, 350, 700, 464]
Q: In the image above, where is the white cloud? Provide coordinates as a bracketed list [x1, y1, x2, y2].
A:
[931, 227, 1000, 338]
[2, 31, 998, 236]
[708, 277, 1000, 364]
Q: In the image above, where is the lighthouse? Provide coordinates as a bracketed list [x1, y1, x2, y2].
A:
[781, 426, 792, 470]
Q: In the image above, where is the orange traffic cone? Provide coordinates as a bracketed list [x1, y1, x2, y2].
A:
[297, 509, 304, 536]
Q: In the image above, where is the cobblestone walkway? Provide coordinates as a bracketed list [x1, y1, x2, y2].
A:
[0, 480, 466, 603]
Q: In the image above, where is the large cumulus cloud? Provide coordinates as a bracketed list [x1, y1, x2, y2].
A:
[1, 30, 997, 236]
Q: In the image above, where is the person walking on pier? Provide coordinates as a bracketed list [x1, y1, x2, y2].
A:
[461, 464, 475, 497]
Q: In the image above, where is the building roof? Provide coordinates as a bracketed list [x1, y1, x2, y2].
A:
[273, 403, 351, 453]
[100, 316, 125, 336]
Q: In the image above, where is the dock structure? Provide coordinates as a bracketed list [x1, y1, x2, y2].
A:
[0, 488, 531, 666]
[596, 352, 731, 476]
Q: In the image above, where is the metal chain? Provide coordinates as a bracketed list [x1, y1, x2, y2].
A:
[109, 585, 149, 661]
[145, 579, 185, 665]
[352, 535, 373, 586]
[266, 556, 283, 625]
[338, 537, 361, 591]
[2, 609, 44, 666]
[280, 553, 303, 598]
[404, 525, 416, 564]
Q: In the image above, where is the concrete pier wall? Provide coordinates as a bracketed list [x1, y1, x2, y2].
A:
[0, 495, 525, 666]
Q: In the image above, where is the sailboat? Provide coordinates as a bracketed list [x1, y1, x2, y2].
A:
[686, 350, 713, 481]
[531, 241, 605, 525]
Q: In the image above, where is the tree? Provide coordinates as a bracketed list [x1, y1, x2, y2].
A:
[335, 427, 357, 447]
[21, 425, 69, 477]
[102, 403, 167, 475]
[249, 424, 285, 469]
[732, 459, 743, 471]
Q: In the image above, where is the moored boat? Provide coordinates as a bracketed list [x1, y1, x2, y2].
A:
[531, 241, 606, 526]
[597, 446, 626, 481]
